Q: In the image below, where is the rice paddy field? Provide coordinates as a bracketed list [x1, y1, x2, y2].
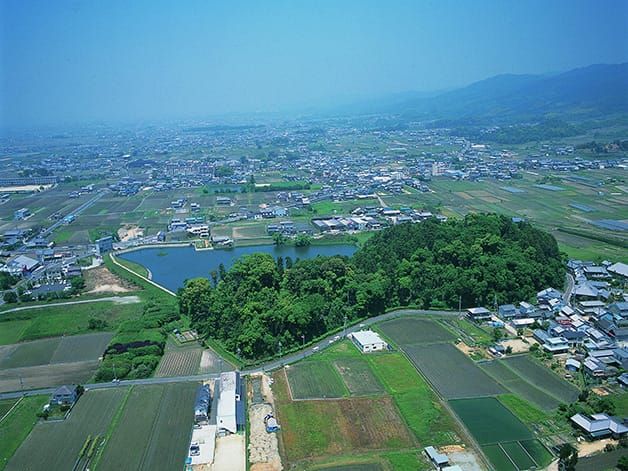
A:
[501, 355, 580, 404]
[479, 360, 563, 410]
[378, 318, 455, 345]
[412, 171, 628, 263]
[403, 343, 506, 399]
[450, 397, 553, 471]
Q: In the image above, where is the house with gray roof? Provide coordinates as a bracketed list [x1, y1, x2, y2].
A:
[570, 413, 628, 439]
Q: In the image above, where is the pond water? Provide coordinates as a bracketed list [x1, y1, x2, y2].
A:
[118, 244, 357, 291]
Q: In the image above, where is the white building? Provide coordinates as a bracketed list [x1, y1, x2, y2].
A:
[216, 371, 244, 435]
[350, 330, 388, 353]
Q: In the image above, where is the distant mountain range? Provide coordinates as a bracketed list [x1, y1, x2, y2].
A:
[341, 63, 628, 123]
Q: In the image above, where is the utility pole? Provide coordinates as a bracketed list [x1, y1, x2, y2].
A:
[343, 314, 347, 337]
[278, 341, 283, 366]
[112, 362, 117, 382]
[301, 335, 306, 358]
[19, 376, 24, 396]
[458, 295, 462, 317]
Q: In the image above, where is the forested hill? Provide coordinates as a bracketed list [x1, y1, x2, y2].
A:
[180, 214, 564, 360]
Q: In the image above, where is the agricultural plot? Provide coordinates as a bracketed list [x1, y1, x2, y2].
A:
[49, 332, 113, 363]
[378, 318, 455, 345]
[0, 300, 142, 345]
[403, 343, 506, 399]
[333, 358, 384, 396]
[7, 388, 127, 471]
[0, 332, 114, 393]
[0, 395, 48, 468]
[449, 398, 552, 471]
[154, 343, 202, 377]
[502, 355, 579, 404]
[0, 337, 61, 369]
[318, 465, 383, 471]
[0, 398, 18, 419]
[276, 383, 413, 463]
[286, 361, 347, 399]
[480, 360, 562, 410]
[97, 383, 198, 471]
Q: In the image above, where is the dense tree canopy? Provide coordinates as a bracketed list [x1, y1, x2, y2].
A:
[181, 214, 564, 360]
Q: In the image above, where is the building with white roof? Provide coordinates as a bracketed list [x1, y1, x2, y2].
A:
[350, 330, 388, 353]
[216, 371, 244, 435]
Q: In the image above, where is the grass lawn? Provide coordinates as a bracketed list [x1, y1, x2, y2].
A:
[0, 396, 48, 470]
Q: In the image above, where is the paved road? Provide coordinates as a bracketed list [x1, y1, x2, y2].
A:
[0, 295, 141, 315]
[245, 307, 461, 373]
[563, 273, 575, 306]
[0, 308, 461, 399]
[38, 189, 108, 238]
[0, 372, 223, 400]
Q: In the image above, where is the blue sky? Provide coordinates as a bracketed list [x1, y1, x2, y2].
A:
[1, 0, 627, 128]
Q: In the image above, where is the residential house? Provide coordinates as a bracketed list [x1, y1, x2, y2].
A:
[51, 385, 77, 405]
[570, 413, 628, 439]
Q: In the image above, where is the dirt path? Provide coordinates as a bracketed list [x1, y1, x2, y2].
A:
[0, 295, 141, 314]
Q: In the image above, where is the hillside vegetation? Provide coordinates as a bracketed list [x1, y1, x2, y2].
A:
[180, 214, 564, 360]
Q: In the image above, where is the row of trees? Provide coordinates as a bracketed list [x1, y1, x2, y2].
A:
[180, 214, 565, 360]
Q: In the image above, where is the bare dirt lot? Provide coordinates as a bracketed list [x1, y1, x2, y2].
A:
[502, 338, 536, 353]
[118, 225, 144, 241]
[84, 266, 135, 294]
[249, 374, 282, 471]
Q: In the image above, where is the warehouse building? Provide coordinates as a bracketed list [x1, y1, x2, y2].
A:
[350, 330, 388, 353]
[216, 371, 245, 434]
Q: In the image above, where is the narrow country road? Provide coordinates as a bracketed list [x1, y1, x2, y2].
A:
[0, 295, 141, 315]
[0, 308, 462, 399]
[563, 273, 575, 306]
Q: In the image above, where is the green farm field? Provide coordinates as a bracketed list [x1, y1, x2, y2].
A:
[274, 341, 464, 469]
[450, 397, 553, 471]
[0, 332, 113, 369]
[0, 333, 113, 393]
[6, 388, 127, 471]
[274, 369, 414, 466]
[154, 341, 202, 377]
[378, 318, 455, 345]
[0, 396, 48, 470]
[480, 360, 563, 410]
[286, 361, 347, 399]
[502, 355, 580, 404]
[97, 383, 197, 471]
[0, 300, 142, 345]
[333, 358, 384, 396]
[403, 343, 506, 399]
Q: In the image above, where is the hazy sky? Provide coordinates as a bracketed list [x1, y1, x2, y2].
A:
[1, 0, 627, 128]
